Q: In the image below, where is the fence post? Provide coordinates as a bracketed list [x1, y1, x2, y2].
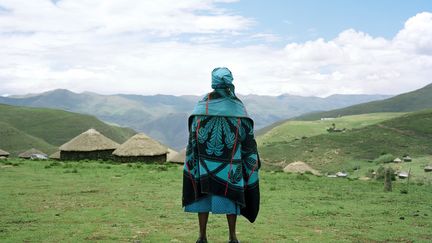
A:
[384, 168, 392, 192]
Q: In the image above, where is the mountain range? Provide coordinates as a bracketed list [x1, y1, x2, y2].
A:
[294, 83, 432, 120]
[0, 89, 391, 149]
[258, 83, 432, 135]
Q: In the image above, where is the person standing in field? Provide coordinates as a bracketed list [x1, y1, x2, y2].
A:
[182, 67, 260, 243]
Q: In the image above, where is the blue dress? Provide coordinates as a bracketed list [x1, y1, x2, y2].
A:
[184, 195, 241, 215]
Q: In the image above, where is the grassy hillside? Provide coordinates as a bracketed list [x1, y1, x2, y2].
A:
[257, 112, 405, 146]
[259, 109, 432, 172]
[1, 159, 431, 242]
[0, 122, 57, 154]
[295, 83, 432, 121]
[0, 104, 136, 156]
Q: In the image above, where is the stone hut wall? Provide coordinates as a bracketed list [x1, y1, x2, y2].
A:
[60, 149, 115, 161]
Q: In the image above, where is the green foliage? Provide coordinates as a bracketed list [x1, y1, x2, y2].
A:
[366, 169, 375, 178]
[374, 154, 396, 163]
[376, 166, 395, 181]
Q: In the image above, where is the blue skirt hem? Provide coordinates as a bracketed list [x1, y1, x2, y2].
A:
[184, 195, 240, 215]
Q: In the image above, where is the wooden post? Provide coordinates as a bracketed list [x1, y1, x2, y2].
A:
[384, 168, 392, 192]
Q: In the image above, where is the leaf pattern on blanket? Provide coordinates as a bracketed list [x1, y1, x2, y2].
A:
[230, 165, 242, 184]
[244, 155, 257, 171]
[197, 117, 238, 156]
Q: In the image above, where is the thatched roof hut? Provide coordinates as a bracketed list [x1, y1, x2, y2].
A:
[336, 171, 348, 177]
[398, 171, 409, 179]
[393, 157, 402, 163]
[59, 128, 119, 161]
[166, 148, 178, 161]
[424, 165, 432, 172]
[18, 148, 47, 159]
[403, 156, 412, 162]
[49, 151, 61, 160]
[168, 148, 186, 164]
[0, 149, 10, 157]
[283, 161, 320, 175]
[113, 133, 167, 163]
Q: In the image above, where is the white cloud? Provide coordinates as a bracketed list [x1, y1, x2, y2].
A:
[0, 1, 431, 97]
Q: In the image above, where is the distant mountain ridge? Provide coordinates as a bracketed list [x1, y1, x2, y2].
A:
[0, 89, 391, 149]
[294, 83, 432, 121]
[257, 83, 432, 135]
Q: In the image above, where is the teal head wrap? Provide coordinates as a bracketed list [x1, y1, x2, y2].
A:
[211, 67, 235, 94]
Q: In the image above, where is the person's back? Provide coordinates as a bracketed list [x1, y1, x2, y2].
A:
[182, 67, 260, 243]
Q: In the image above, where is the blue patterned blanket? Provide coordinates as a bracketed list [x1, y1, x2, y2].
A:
[182, 91, 260, 223]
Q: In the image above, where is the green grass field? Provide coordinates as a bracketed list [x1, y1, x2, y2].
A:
[1, 159, 431, 242]
[257, 112, 405, 146]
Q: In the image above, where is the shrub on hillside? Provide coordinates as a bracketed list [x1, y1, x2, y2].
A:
[376, 166, 395, 181]
[374, 154, 395, 163]
[352, 164, 361, 171]
[366, 169, 375, 178]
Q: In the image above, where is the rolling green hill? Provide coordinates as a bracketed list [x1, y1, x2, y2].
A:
[0, 122, 57, 154]
[257, 112, 405, 146]
[259, 109, 432, 172]
[294, 83, 432, 121]
[0, 104, 136, 156]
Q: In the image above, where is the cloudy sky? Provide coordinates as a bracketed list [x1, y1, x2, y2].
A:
[0, 0, 431, 97]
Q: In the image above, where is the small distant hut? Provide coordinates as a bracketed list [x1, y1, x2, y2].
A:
[283, 161, 320, 175]
[169, 148, 186, 164]
[403, 156, 412, 162]
[393, 157, 402, 163]
[18, 148, 47, 159]
[113, 133, 167, 163]
[336, 171, 348, 177]
[60, 128, 119, 161]
[424, 165, 432, 172]
[49, 151, 61, 160]
[166, 148, 179, 162]
[398, 171, 409, 179]
[0, 149, 10, 158]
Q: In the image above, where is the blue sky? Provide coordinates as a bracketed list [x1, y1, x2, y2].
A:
[223, 0, 432, 43]
[0, 0, 432, 96]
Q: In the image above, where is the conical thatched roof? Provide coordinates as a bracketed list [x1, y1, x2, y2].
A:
[49, 151, 61, 160]
[113, 133, 167, 156]
[60, 128, 119, 152]
[169, 148, 186, 164]
[283, 161, 320, 175]
[0, 149, 9, 156]
[19, 148, 47, 159]
[166, 148, 179, 161]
